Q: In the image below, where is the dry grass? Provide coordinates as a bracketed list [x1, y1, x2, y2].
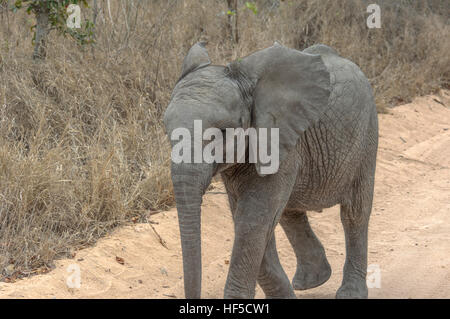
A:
[0, 0, 448, 278]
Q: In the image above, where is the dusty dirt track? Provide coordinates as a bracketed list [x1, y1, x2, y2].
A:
[0, 92, 449, 299]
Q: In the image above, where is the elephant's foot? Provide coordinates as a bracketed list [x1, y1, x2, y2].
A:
[258, 272, 297, 299]
[265, 289, 297, 299]
[224, 283, 295, 299]
[259, 271, 297, 299]
[224, 292, 255, 299]
[292, 258, 331, 290]
[224, 285, 256, 299]
[336, 280, 368, 299]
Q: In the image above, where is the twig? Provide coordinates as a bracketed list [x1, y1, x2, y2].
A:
[150, 224, 168, 249]
[106, 0, 113, 24]
[433, 98, 445, 106]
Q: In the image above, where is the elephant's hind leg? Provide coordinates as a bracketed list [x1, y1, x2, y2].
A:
[280, 210, 331, 290]
[257, 234, 296, 299]
[336, 171, 374, 299]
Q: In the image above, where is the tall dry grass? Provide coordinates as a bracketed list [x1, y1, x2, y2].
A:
[0, 0, 448, 279]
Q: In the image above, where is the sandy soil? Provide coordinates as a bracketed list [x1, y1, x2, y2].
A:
[1, 92, 449, 299]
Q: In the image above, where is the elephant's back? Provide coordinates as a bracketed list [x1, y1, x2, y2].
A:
[303, 44, 340, 57]
[303, 45, 377, 121]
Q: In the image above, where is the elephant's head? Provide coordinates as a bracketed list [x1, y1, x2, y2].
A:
[163, 42, 330, 298]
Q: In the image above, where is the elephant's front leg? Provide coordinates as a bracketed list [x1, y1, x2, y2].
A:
[225, 189, 295, 299]
[224, 195, 271, 298]
[224, 190, 289, 299]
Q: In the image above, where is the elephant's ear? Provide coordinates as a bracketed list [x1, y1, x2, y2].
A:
[180, 42, 211, 79]
[238, 44, 331, 175]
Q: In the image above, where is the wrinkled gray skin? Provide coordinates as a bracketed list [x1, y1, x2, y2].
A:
[163, 42, 378, 299]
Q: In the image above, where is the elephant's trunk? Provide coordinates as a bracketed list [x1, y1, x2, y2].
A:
[171, 163, 213, 299]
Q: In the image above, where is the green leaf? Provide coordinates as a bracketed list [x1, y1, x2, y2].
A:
[245, 2, 258, 15]
[14, 0, 22, 9]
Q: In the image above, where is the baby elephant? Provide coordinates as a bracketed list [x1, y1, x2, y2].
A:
[163, 42, 378, 299]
